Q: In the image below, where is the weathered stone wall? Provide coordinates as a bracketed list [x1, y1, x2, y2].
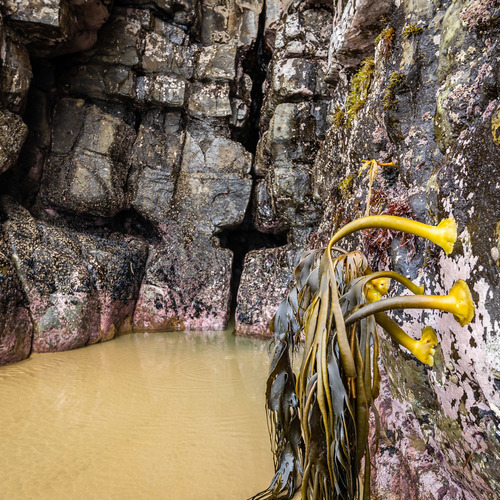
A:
[309, 1, 500, 498]
[237, 0, 500, 498]
[0, 0, 258, 359]
[0, 0, 499, 498]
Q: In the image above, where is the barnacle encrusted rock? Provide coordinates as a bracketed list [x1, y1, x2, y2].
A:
[1, 196, 147, 352]
[0, 108, 28, 175]
[0, 0, 499, 497]
[0, 237, 33, 365]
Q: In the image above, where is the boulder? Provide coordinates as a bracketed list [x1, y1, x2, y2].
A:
[0, 236, 33, 366]
[41, 98, 136, 217]
[188, 82, 232, 118]
[195, 43, 237, 81]
[1, 197, 148, 352]
[273, 8, 332, 58]
[136, 74, 187, 108]
[58, 8, 197, 106]
[253, 102, 327, 235]
[270, 58, 330, 103]
[235, 245, 301, 337]
[0, 108, 28, 175]
[133, 236, 233, 331]
[174, 122, 253, 236]
[128, 110, 184, 227]
[268, 102, 329, 166]
[3, 0, 112, 56]
[81, 7, 145, 67]
[326, 0, 393, 81]
[0, 27, 32, 113]
[131, 119, 253, 331]
[62, 64, 136, 102]
[253, 177, 285, 234]
[1, 197, 99, 352]
[76, 233, 148, 343]
[142, 29, 196, 79]
[200, 0, 264, 47]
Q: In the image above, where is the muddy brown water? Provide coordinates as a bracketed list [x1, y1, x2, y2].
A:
[0, 328, 275, 499]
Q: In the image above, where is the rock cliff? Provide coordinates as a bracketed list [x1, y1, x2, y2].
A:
[0, 0, 499, 497]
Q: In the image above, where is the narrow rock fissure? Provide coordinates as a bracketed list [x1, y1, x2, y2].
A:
[220, 0, 286, 314]
[218, 209, 287, 314]
[230, 0, 271, 154]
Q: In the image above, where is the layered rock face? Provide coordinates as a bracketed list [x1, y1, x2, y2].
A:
[0, 0, 258, 357]
[0, 0, 499, 498]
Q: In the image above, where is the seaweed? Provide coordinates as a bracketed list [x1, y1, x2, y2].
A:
[375, 27, 395, 57]
[251, 203, 473, 500]
[345, 58, 375, 123]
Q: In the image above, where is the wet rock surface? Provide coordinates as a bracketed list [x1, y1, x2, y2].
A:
[306, 0, 500, 498]
[0, 108, 28, 175]
[0, 0, 499, 497]
[235, 245, 301, 337]
[1, 196, 147, 352]
[133, 236, 233, 331]
[40, 98, 136, 217]
[0, 231, 33, 365]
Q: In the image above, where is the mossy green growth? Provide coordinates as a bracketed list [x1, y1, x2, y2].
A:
[375, 27, 395, 44]
[333, 105, 348, 129]
[345, 57, 375, 123]
[403, 23, 424, 38]
[383, 71, 406, 110]
[375, 27, 395, 56]
[338, 173, 355, 197]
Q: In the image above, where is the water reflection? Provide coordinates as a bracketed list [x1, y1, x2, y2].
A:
[0, 329, 274, 499]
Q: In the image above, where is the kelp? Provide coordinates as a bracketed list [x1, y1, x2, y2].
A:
[251, 214, 475, 500]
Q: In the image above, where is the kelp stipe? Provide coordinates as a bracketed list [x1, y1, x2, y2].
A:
[250, 213, 473, 500]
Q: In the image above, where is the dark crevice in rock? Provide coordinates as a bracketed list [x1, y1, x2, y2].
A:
[111, 208, 162, 242]
[3, 57, 56, 207]
[230, 1, 272, 154]
[218, 208, 288, 313]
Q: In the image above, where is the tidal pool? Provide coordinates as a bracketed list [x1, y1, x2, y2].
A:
[0, 328, 275, 499]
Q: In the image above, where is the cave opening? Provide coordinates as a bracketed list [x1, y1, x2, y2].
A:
[218, 209, 287, 313]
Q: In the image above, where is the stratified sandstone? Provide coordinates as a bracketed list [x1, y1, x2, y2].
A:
[0, 0, 499, 497]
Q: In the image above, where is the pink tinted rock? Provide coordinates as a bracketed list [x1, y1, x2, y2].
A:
[76, 233, 147, 344]
[30, 290, 99, 352]
[235, 245, 301, 337]
[370, 364, 475, 500]
[0, 248, 33, 365]
[133, 240, 232, 332]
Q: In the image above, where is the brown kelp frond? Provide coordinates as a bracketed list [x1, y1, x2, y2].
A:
[253, 210, 472, 500]
[295, 249, 376, 499]
[342, 270, 424, 314]
[256, 284, 303, 500]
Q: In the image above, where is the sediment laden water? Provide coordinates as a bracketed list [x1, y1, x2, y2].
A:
[0, 329, 274, 499]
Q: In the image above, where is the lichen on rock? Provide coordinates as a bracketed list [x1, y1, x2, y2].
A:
[0, 0, 499, 497]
